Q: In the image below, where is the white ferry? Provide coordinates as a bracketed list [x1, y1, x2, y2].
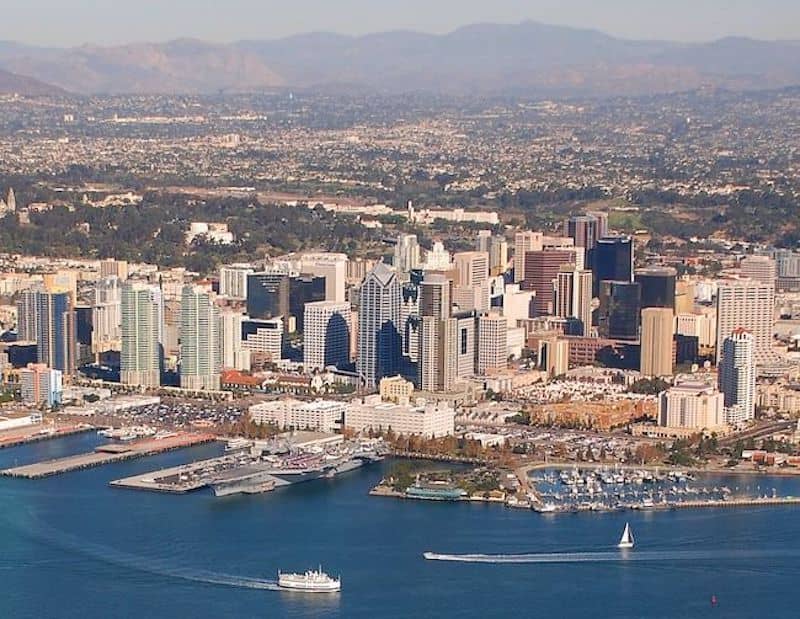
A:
[277, 568, 341, 593]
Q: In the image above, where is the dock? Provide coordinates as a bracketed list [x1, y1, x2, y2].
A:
[1, 433, 217, 479]
[0, 424, 96, 450]
[109, 455, 237, 493]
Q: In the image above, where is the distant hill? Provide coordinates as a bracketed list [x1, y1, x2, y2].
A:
[2, 21, 800, 96]
[0, 67, 64, 96]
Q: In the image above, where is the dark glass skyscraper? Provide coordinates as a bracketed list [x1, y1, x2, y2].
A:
[594, 235, 633, 294]
[597, 280, 641, 341]
[289, 274, 326, 332]
[246, 273, 289, 321]
[635, 266, 677, 310]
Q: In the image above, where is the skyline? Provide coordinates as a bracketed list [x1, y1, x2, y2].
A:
[4, 0, 800, 47]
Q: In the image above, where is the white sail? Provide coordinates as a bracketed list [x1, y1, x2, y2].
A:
[618, 523, 634, 548]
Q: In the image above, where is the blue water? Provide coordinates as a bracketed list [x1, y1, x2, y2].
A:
[1, 434, 799, 618]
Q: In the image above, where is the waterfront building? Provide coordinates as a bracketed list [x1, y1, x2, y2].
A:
[640, 307, 674, 377]
[120, 282, 163, 388]
[20, 363, 62, 407]
[356, 263, 401, 389]
[344, 394, 455, 438]
[658, 381, 725, 429]
[218, 264, 254, 300]
[715, 279, 775, 364]
[249, 399, 345, 433]
[718, 329, 757, 425]
[303, 301, 352, 371]
[180, 285, 221, 391]
[35, 291, 76, 374]
[636, 266, 677, 310]
[379, 375, 414, 404]
[554, 265, 593, 337]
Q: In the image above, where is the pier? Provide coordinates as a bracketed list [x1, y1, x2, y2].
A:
[109, 455, 241, 493]
[0, 424, 96, 450]
[1, 433, 217, 479]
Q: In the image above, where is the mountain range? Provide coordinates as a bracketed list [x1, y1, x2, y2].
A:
[1, 21, 799, 97]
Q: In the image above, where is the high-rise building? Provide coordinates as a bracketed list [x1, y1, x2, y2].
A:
[120, 282, 163, 388]
[418, 315, 458, 391]
[422, 241, 452, 272]
[218, 264, 253, 300]
[241, 317, 283, 362]
[453, 251, 489, 287]
[20, 363, 62, 407]
[35, 291, 76, 374]
[394, 234, 421, 274]
[522, 250, 575, 316]
[674, 279, 695, 314]
[288, 274, 327, 333]
[658, 381, 725, 429]
[640, 307, 674, 377]
[477, 231, 509, 276]
[594, 236, 633, 294]
[180, 285, 221, 391]
[740, 255, 777, 289]
[597, 281, 641, 340]
[513, 231, 544, 282]
[299, 253, 347, 303]
[554, 265, 593, 337]
[715, 279, 775, 364]
[92, 276, 122, 355]
[357, 263, 401, 388]
[718, 329, 756, 425]
[219, 309, 249, 371]
[246, 273, 289, 322]
[99, 259, 129, 281]
[16, 288, 39, 341]
[303, 301, 352, 371]
[565, 213, 607, 268]
[419, 275, 452, 320]
[636, 266, 677, 310]
[477, 313, 508, 375]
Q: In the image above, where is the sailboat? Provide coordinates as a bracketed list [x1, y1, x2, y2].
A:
[617, 523, 635, 549]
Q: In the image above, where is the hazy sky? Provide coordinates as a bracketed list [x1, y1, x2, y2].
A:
[6, 0, 799, 47]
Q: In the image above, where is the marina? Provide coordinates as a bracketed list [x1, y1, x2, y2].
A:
[0, 433, 217, 479]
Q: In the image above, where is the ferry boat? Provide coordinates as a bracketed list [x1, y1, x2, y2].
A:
[277, 568, 341, 593]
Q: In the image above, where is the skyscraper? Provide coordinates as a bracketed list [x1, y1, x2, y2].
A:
[16, 288, 39, 341]
[477, 313, 508, 375]
[99, 259, 129, 281]
[453, 251, 489, 288]
[180, 285, 221, 391]
[522, 250, 575, 316]
[565, 213, 607, 268]
[718, 329, 756, 425]
[597, 281, 641, 340]
[218, 264, 253, 300]
[246, 273, 289, 322]
[636, 266, 677, 310]
[289, 274, 327, 332]
[594, 236, 633, 294]
[554, 265, 593, 337]
[219, 309, 249, 371]
[417, 274, 457, 391]
[35, 291, 76, 374]
[121, 282, 163, 388]
[394, 234, 421, 274]
[357, 263, 401, 389]
[299, 253, 347, 303]
[92, 276, 122, 355]
[513, 231, 544, 283]
[740, 255, 777, 289]
[715, 279, 775, 365]
[304, 301, 352, 371]
[640, 307, 674, 377]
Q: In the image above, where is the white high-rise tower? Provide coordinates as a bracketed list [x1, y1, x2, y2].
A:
[718, 329, 756, 426]
[121, 282, 163, 388]
[180, 285, 221, 391]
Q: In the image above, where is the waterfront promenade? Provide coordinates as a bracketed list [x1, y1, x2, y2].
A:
[1, 433, 217, 479]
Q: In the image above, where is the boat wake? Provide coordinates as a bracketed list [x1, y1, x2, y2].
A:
[15, 512, 280, 591]
[423, 549, 800, 564]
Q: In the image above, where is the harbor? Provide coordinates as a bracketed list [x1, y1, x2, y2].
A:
[0, 432, 217, 479]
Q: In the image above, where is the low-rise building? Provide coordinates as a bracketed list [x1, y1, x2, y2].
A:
[344, 395, 455, 438]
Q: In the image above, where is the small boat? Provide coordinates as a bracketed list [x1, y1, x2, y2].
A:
[617, 523, 635, 549]
[277, 567, 341, 593]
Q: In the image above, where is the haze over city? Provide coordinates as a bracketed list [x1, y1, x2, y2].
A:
[4, 0, 800, 46]
[1, 2, 800, 618]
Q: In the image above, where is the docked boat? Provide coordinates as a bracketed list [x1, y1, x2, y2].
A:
[617, 523, 635, 549]
[277, 568, 341, 593]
